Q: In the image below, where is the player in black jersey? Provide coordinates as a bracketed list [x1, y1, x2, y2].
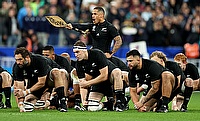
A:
[0, 66, 12, 109]
[73, 40, 125, 112]
[173, 53, 198, 112]
[65, 6, 122, 58]
[126, 49, 175, 113]
[150, 51, 185, 112]
[13, 47, 67, 112]
[42, 45, 81, 110]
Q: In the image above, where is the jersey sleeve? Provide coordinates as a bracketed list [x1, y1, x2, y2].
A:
[187, 63, 200, 80]
[94, 50, 108, 70]
[128, 70, 137, 88]
[108, 24, 119, 38]
[12, 63, 24, 81]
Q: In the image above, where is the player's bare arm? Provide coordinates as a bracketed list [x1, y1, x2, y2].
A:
[29, 75, 47, 92]
[140, 80, 160, 104]
[79, 66, 108, 88]
[110, 35, 122, 55]
[130, 87, 139, 104]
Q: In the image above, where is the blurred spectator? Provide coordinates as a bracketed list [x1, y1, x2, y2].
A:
[22, 6, 35, 35]
[30, 0, 46, 16]
[5, 7, 20, 46]
[0, 15, 6, 45]
[35, 6, 48, 46]
[165, 0, 183, 15]
[185, 15, 200, 44]
[17, 0, 32, 31]
[164, 14, 185, 46]
[30, 33, 44, 54]
[17, 31, 32, 52]
[17, 32, 43, 54]
[46, 5, 60, 46]
[141, 4, 152, 22]
[63, 12, 80, 45]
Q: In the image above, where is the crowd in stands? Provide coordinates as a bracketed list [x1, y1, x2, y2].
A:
[0, 0, 199, 50]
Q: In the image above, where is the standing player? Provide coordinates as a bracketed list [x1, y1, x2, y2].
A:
[173, 53, 198, 111]
[13, 47, 67, 112]
[42, 45, 81, 110]
[65, 6, 122, 59]
[73, 40, 125, 112]
[0, 66, 12, 108]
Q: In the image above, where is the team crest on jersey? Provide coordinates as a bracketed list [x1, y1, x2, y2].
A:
[23, 70, 27, 76]
[145, 74, 150, 79]
[92, 63, 97, 67]
[92, 26, 96, 31]
[101, 28, 107, 32]
[186, 75, 191, 78]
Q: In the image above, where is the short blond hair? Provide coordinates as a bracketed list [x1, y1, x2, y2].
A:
[150, 51, 167, 62]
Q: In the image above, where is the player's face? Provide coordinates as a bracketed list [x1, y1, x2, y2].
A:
[174, 60, 185, 70]
[150, 56, 164, 67]
[73, 50, 85, 61]
[92, 9, 102, 24]
[42, 50, 54, 60]
[15, 54, 28, 68]
[126, 55, 140, 70]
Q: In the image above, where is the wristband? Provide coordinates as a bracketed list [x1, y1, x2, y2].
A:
[141, 84, 148, 90]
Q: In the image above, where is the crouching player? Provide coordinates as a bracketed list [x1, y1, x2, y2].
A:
[0, 66, 13, 108]
[13, 47, 67, 112]
[73, 40, 125, 112]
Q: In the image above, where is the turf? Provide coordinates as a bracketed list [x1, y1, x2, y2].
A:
[0, 92, 200, 121]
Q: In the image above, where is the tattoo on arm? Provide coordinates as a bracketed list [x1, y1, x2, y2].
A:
[141, 80, 160, 104]
[111, 35, 122, 54]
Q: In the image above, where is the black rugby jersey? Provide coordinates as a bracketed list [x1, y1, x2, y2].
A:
[13, 54, 51, 87]
[184, 63, 199, 80]
[54, 54, 73, 73]
[72, 20, 119, 53]
[76, 49, 116, 79]
[129, 59, 165, 88]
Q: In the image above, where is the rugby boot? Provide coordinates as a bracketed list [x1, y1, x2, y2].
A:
[156, 105, 168, 113]
[180, 105, 187, 112]
[5, 99, 11, 108]
[59, 98, 68, 112]
[115, 100, 124, 112]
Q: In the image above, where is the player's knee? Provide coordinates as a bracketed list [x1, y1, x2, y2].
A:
[185, 78, 193, 87]
[112, 68, 121, 78]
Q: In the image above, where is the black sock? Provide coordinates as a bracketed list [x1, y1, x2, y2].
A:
[162, 96, 169, 106]
[3, 87, 11, 104]
[114, 90, 125, 103]
[74, 94, 81, 105]
[183, 86, 193, 107]
[55, 87, 65, 100]
[0, 88, 3, 102]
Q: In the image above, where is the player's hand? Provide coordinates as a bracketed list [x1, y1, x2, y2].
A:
[134, 102, 143, 110]
[14, 89, 25, 98]
[104, 52, 112, 58]
[65, 23, 73, 30]
[79, 79, 90, 88]
[138, 105, 148, 112]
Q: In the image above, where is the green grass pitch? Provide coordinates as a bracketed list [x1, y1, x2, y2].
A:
[0, 92, 200, 121]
